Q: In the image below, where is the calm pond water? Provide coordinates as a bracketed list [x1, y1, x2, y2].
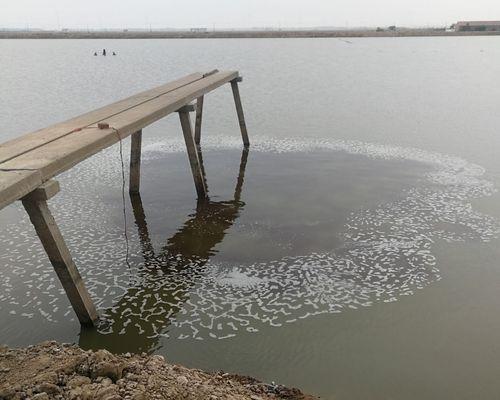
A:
[2, 37, 500, 399]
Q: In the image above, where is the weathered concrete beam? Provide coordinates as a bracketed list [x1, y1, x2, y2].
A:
[22, 179, 60, 202]
[129, 130, 142, 194]
[176, 103, 196, 113]
[177, 110, 208, 198]
[194, 96, 204, 145]
[230, 78, 250, 147]
[21, 180, 98, 326]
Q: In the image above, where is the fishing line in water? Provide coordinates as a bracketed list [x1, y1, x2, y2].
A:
[111, 128, 131, 269]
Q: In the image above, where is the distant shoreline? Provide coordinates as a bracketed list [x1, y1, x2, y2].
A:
[2, 29, 500, 39]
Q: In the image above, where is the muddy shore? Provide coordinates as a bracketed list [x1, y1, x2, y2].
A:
[0, 342, 316, 400]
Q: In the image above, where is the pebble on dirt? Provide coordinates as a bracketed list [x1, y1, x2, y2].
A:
[0, 341, 316, 400]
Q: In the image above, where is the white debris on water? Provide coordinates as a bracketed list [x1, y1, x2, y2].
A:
[0, 135, 498, 341]
[215, 270, 269, 288]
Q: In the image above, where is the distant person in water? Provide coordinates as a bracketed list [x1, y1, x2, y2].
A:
[112, 52, 117, 56]
[102, 49, 106, 56]
[94, 52, 97, 56]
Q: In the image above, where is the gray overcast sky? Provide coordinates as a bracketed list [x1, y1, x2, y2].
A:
[2, 0, 500, 30]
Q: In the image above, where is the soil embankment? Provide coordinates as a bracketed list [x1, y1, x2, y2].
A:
[0, 341, 316, 400]
[1, 29, 500, 39]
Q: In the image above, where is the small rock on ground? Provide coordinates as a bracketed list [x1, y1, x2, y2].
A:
[0, 341, 316, 400]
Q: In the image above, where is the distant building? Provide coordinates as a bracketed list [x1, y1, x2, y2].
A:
[190, 28, 208, 33]
[455, 21, 500, 32]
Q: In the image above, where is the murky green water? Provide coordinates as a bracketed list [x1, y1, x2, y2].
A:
[2, 37, 500, 399]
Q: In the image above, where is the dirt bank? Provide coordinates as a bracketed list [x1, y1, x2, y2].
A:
[0, 342, 315, 400]
[1, 29, 500, 39]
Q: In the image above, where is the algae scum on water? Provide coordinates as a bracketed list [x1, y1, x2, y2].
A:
[0, 136, 498, 346]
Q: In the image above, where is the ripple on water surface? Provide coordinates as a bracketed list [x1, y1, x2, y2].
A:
[0, 136, 498, 351]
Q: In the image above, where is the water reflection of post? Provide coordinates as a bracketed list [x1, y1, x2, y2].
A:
[79, 148, 249, 353]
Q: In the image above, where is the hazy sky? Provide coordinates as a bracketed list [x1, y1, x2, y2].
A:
[2, 0, 500, 30]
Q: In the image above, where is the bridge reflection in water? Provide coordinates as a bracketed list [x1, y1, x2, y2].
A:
[80, 148, 249, 353]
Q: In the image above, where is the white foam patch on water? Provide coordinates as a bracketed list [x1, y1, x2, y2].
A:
[0, 135, 498, 342]
[216, 270, 269, 288]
